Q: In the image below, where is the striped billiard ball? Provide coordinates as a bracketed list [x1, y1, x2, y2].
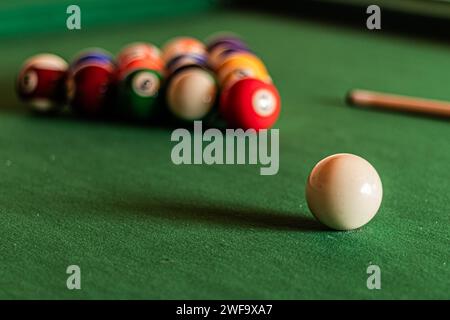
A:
[16, 53, 68, 114]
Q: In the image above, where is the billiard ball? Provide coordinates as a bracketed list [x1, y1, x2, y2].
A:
[166, 53, 208, 75]
[117, 42, 161, 64]
[216, 53, 269, 84]
[117, 68, 162, 120]
[116, 44, 165, 120]
[218, 85, 232, 124]
[306, 153, 383, 231]
[71, 48, 114, 68]
[223, 78, 280, 130]
[16, 53, 68, 113]
[166, 66, 217, 121]
[162, 37, 206, 63]
[208, 43, 251, 70]
[117, 43, 163, 72]
[221, 65, 272, 89]
[68, 60, 116, 117]
[117, 57, 163, 79]
[118, 55, 163, 74]
[208, 39, 249, 53]
[206, 32, 248, 51]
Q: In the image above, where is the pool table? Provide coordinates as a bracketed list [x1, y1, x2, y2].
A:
[1, 0, 449, 299]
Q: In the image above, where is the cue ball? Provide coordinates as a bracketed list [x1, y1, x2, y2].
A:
[306, 153, 383, 231]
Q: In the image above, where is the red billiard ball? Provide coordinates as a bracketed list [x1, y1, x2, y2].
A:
[68, 61, 116, 117]
[224, 78, 281, 130]
[219, 85, 232, 124]
[16, 53, 68, 113]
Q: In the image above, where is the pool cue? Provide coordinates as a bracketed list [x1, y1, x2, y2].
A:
[346, 89, 450, 118]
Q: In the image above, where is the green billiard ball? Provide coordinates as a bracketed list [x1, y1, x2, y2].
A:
[118, 69, 163, 120]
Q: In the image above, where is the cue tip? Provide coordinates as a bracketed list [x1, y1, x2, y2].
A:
[345, 89, 380, 107]
[345, 89, 357, 106]
[345, 89, 367, 107]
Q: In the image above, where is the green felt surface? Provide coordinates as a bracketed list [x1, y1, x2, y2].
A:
[1, 9, 450, 299]
[0, 0, 219, 37]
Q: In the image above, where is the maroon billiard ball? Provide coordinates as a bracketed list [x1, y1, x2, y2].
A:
[16, 53, 68, 114]
[67, 60, 116, 117]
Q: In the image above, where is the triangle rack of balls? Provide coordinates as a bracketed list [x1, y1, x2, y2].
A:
[16, 34, 281, 130]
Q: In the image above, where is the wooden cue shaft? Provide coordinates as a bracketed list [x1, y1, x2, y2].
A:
[347, 89, 450, 118]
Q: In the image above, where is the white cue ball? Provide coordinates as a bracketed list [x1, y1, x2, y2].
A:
[305, 153, 383, 230]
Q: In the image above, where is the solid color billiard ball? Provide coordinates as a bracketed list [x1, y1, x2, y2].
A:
[68, 61, 116, 116]
[117, 69, 162, 120]
[216, 53, 269, 84]
[117, 43, 163, 73]
[221, 65, 272, 89]
[166, 66, 217, 121]
[118, 58, 163, 75]
[162, 37, 206, 63]
[117, 58, 163, 79]
[117, 42, 161, 64]
[219, 85, 233, 124]
[16, 53, 68, 113]
[216, 52, 267, 74]
[306, 153, 383, 231]
[223, 78, 280, 130]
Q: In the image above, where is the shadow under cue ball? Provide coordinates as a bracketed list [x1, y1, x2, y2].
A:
[305, 153, 383, 231]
